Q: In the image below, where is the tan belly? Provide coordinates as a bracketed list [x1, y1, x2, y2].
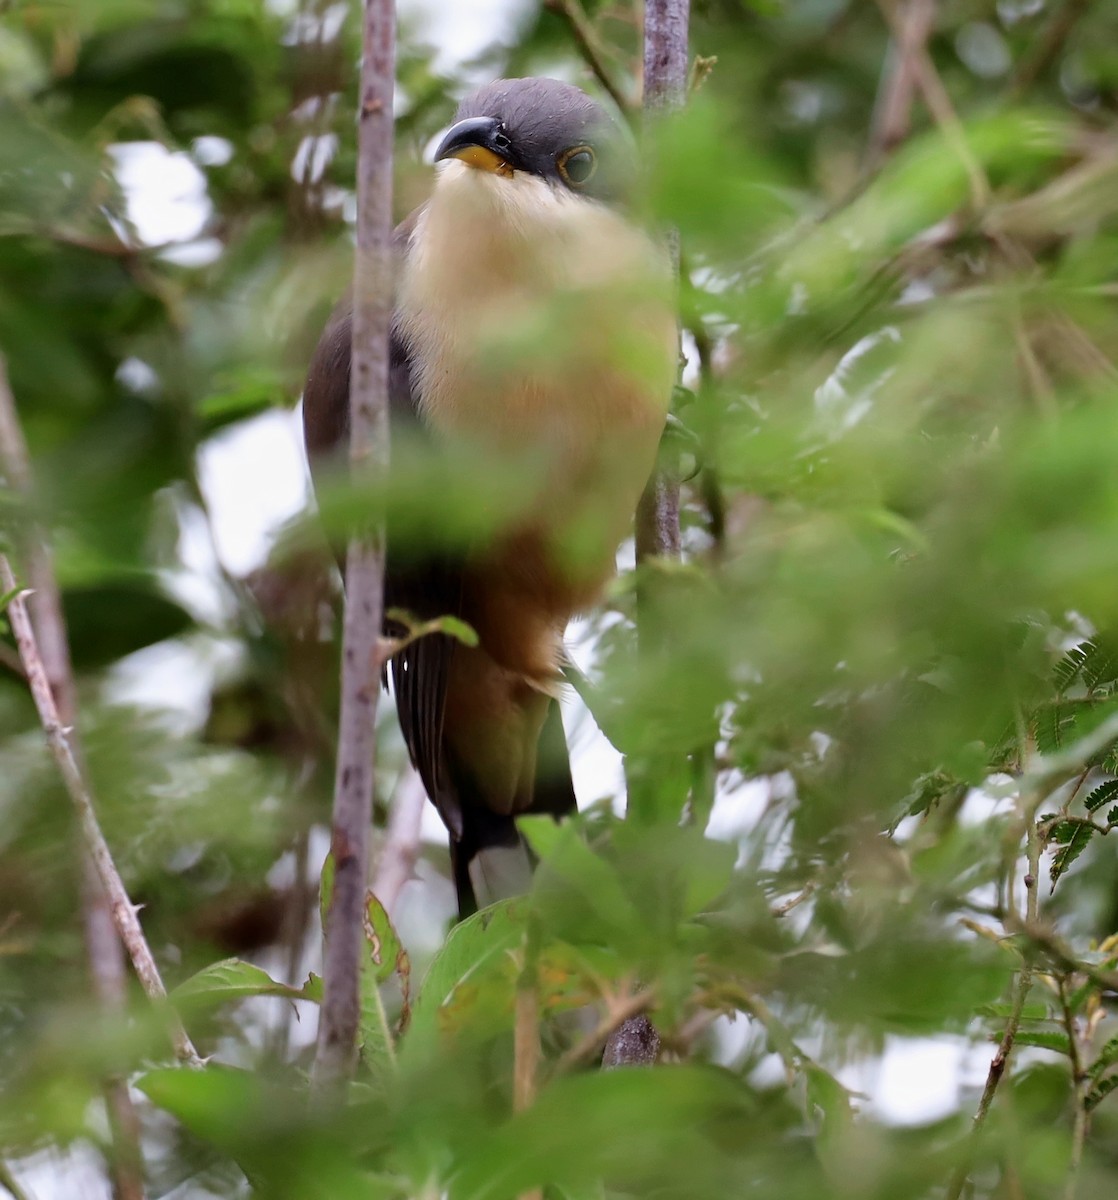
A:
[397, 167, 677, 683]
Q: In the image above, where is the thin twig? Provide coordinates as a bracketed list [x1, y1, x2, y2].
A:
[514, 947, 541, 1111]
[0, 1159, 33, 1200]
[944, 803, 1041, 1200]
[312, 0, 394, 1095]
[866, 0, 936, 167]
[1009, 0, 1092, 100]
[610, 0, 692, 1073]
[1, 350, 198, 1102]
[1059, 977, 1090, 1200]
[873, 0, 991, 211]
[371, 766, 426, 919]
[545, 0, 632, 114]
[635, 0, 688, 569]
[2, 354, 149, 1197]
[0, 555, 200, 1067]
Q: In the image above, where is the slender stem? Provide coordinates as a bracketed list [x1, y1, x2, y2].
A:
[873, 0, 991, 211]
[1059, 978, 1090, 1200]
[545, 0, 632, 114]
[0, 1160, 33, 1200]
[866, 0, 936, 166]
[312, 0, 394, 1094]
[514, 962, 540, 1112]
[371, 766, 426, 918]
[0, 555, 200, 1067]
[0, 353, 148, 1199]
[610, 0, 692, 1072]
[944, 804, 1041, 1200]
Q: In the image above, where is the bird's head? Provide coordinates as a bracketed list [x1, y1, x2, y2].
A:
[432, 78, 635, 207]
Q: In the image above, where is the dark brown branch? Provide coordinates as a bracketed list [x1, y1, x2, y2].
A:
[312, 0, 394, 1094]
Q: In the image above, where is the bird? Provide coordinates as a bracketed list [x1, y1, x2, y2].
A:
[302, 77, 676, 917]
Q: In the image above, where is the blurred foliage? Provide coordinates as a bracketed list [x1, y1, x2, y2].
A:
[3, 0, 1118, 1198]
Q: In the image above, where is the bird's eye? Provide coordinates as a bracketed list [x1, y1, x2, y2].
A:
[557, 145, 597, 188]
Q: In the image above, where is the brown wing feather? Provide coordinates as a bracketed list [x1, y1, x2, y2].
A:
[301, 211, 576, 915]
[301, 215, 466, 839]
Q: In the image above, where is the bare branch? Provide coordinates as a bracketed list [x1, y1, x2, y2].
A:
[1059, 977, 1090, 1200]
[0, 555, 201, 1067]
[866, 0, 936, 167]
[944, 802, 1042, 1200]
[873, 0, 991, 211]
[1, 346, 198, 1161]
[312, 0, 395, 1094]
[0, 1159, 34, 1200]
[611, 0, 693, 1074]
[635, 0, 688, 569]
[371, 766, 426, 918]
[545, 0, 632, 114]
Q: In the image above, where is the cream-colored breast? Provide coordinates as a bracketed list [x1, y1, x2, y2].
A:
[396, 161, 676, 456]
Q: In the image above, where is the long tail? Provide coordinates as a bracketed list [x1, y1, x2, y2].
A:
[451, 699, 576, 917]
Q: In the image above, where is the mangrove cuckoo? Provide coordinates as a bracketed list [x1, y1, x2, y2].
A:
[303, 78, 675, 915]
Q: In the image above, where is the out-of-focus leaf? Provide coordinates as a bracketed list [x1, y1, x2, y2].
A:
[61, 581, 194, 669]
[170, 958, 321, 1010]
[1013, 1032, 1073, 1055]
[404, 900, 524, 1053]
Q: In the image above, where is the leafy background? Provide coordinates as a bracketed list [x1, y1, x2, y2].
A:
[3, 0, 1118, 1197]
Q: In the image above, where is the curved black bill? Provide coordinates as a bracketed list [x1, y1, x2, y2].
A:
[434, 116, 514, 175]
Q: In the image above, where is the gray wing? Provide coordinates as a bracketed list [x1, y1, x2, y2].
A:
[301, 222, 466, 839]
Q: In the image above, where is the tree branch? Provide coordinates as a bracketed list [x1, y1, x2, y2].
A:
[371, 765, 426, 918]
[0, 555, 201, 1067]
[545, 0, 632, 114]
[312, 0, 395, 1094]
[1059, 977, 1090, 1200]
[944, 798, 1042, 1200]
[866, 0, 936, 167]
[1, 350, 196, 1199]
[873, 0, 991, 211]
[607, 0, 691, 1075]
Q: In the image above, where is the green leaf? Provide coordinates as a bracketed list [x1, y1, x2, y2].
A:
[358, 891, 403, 1079]
[1012, 1031, 1073, 1054]
[1050, 822, 1095, 888]
[170, 958, 321, 1010]
[403, 899, 525, 1056]
[1054, 640, 1093, 692]
[1084, 778, 1118, 813]
[1088, 1035, 1118, 1080]
[976, 1002, 1050, 1021]
[431, 614, 479, 647]
[61, 581, 194, 669]
[452, 1065, 759, 1200]
[319, 850, 335, 929]
[1086, 1073, 1118, 1112]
